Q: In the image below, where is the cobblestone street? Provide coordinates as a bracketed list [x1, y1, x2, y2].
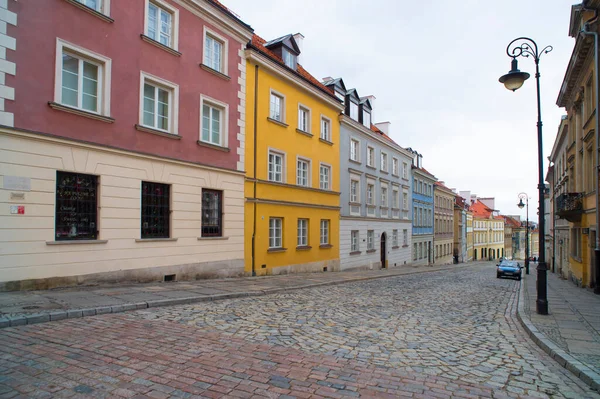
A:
[1, 264, 598, 398]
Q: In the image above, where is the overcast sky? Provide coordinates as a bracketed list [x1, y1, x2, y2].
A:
[224, 0, 575, 222]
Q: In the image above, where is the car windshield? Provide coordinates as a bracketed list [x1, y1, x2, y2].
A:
[499, 261, 518, 268]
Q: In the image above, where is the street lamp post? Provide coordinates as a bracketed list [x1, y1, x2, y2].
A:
[499, 37, 551, 315]
[517, 193, 530, 275]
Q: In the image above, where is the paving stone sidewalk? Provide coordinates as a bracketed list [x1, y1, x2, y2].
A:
[0, 262, 473, 329]
[518, 264, 600, 391]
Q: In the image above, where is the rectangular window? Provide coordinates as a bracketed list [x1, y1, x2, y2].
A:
[380, 152, 388, 171]
[367, 146, 375, 167]
[320, 117, 331, 141]
[320, 220, 329, 245]
[319, 164, 330, 190]
[392, 229, 398, 247]
[201, 102, 222, 145]
[283, 48, 297, 70]
[296, 158, 310, 187]
[403, 229, 408, 246]
[367, 230, 374, 250]
[143, 80, 171, 131]
[55, 171, 98, 241]
[141, 181, 170, 239]
[403, 192, 408, 209]
[367, 183, 374, 205]
[269, 217, 283, 249]
[393, 189, 399, 208]
[202, 189, 222, 237]
[350, 101, 359, 120]
[392, 158, 399, 176]
[268, 151, 284, 182]
[77, 0, 102, 11]
[270, 92, 284, 122]
[147, 1, 173, 47]
[402, 162, 408, 179]
[204, 34, 223, 72]
[351, 230, 359, 252]
[350, 179, 359, 203]
[61, 52, 101, 113]
[298, 106, 310, 132]
[363, 110, 371, 128]
[297, 219, 308, 247]
[350, 139, 360, 162]
[413, 243, 417, 260]
[381, 187, 387, 207]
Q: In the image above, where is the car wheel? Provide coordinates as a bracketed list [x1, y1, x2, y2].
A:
[517, 276, 521, 281]
[497, 273, 501, 278]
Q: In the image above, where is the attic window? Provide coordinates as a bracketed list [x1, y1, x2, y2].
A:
[283, 48, 296, 70]
[350, 101, 359, 121]
[335, 91, 344, 104]
[363, 110, 371, 128]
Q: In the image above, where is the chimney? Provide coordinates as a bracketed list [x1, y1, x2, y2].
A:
[375, 121, 391, 135]
[293, 33, 304, 64]
[322, 76, 333, 83]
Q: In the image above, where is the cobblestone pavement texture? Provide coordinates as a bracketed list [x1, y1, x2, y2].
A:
[0, 265, 599, 398]
[522, 267, 600, 378]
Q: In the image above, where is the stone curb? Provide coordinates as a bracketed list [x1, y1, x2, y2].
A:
[0, 263, 472, 330]
[516, 275, 600, 392]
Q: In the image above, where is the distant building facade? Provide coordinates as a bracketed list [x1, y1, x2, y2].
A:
[408, 150, 435, 265]
[434, 181, 455, 265]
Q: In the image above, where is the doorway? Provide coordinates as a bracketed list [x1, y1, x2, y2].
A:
[380, 232, 387, 268]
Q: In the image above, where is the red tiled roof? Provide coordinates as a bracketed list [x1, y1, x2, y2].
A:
[250, 35, 335, 98]
[501, 215, 521, 228]
[455, 196, 466, 208]
[470, 200, 495, 218]
[434, 181, 454, 193]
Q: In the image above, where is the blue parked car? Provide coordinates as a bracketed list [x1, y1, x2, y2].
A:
[496, 260, 522, 281]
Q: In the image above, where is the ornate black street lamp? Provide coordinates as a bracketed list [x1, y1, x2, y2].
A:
[499, 37, 551, 315]
[517, 193, 530, 275]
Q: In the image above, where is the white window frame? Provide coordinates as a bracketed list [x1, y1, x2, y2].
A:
[363, 110, 371, 128]
[402, 162, 408, 179]
[350, 178, 360, 203]
[203, 27, 228, 75]
[351, 230, 359, 252]
[75, 0, 111, 15]
[350, 139, 360, 162]
[381, 185, 388, 207]
[367, 146, 375, 168]
[199, 94, 229, 147]
[143, 0, 179, 50]
[55, 39, 112, 116]
[319, 163, 331, 190]
[380, 152, 388, 172]
[403, 191, 409, 210]
[320, 220, 329, 245]
[393, 188, 399, 208]
[269, 89, 286, 123]
[350, 101, 359, 120]
[139, 71, 179, 134]
[367, 230, 374, 250]
[392, 229, 398, 247]
[320, 115, 331, 141]
[392, 158, 399, 176]
[298, 104, 311, 132]
[403, 229, 408, 246]
[269, 217, 283, 249]
[296, 156, 311, 187]
[282, 47, 297, 70]
[268, 149, 286, 183]
[366, 183, 374, 205]
[297, 218, 308, 247]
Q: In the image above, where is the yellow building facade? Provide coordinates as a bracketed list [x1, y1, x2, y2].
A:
[466, 211, 474, 262]
[471, 200, 505, 261]
[244, 34, 344, 276]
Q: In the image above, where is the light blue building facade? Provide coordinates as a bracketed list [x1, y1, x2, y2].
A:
[408, 149, 435, 265]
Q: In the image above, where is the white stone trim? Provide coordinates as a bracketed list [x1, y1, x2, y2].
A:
[236, 43, 246, 171]
[139, 71, 179, 135]
[0, 0, 15, 126]
[202, 25, 229, 76]
[199, 93, 229, 148]
[143, 0, 180, 51]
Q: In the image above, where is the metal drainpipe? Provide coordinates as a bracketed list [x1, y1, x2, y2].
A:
[582, 3, 600, 293]
[251, 64, 258, 277]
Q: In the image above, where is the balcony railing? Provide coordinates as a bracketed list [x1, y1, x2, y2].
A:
[556, 192, 583, 222]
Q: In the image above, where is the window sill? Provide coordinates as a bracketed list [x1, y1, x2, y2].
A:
[366, 249, 376, 253]
[46, 239, 108, 245]
[380, 170, 389, 174]
[197, 236, 229, 241]
[392, 246, 400, 249]
[366, 165, 376, 170]
[267, 247, 287, 253]
[197, 140, 230, 152]
[135, 238, 178, 242]
[63, 0, 114, 22]
[199, 63, 231, 81]
[135, 124, 181, 139]
[402, 245, 409, 248]
[48, 102, 115, 123]
[267, 117, 288, 128]
[319, 244, 333, 249]
[349, 159, 361, 165]
[296, 245, 312, 251]
[349, 251, 361, 256]
[296, 129, 313, 137]
[140, 34, 181, 57]
[319, 138, 334, 146]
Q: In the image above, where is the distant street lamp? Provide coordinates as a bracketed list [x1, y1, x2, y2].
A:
[517, 193, 530, 275]
[499, 37, 551, 315]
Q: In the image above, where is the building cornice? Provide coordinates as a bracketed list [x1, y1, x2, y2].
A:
[557, 34, 594, 108]
[339, 115, 414, 159]
[245, 49, 344, 111]
[177, 0, 253, 43]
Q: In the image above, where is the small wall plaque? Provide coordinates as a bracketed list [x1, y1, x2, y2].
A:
[10, 205, 25, 215]
[3, 176, 31, 191]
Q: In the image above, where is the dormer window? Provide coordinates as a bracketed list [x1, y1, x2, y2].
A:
[283, 48, 297, 70]
[350, 101, 359, 121]
[363, 110, 371, 128]
[335, 91, 345, 104]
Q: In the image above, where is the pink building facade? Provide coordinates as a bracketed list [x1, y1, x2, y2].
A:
[0, 0, 253, 290]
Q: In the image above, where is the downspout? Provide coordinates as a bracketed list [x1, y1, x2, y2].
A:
[251, 64, 259, 277]
[582, 2, 600, 293]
